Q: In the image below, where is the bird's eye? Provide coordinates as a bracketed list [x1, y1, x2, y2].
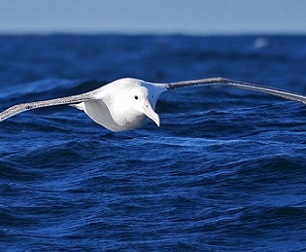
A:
[134, 95, 139, 100]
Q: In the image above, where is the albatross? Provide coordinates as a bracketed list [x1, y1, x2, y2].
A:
[0, 77, 306, 132]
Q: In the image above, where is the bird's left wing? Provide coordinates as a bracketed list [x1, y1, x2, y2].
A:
[0, 92, 93, 122]
[166, 77, 306, 104]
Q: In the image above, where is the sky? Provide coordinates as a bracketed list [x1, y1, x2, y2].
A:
[0, 0, 305, 35]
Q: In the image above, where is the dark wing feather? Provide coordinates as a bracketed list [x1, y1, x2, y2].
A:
[0, 93, 92, 122]
[167, 77, 306, 104]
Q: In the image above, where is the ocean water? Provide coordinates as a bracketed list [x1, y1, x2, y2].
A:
[0, 35, 306, 251]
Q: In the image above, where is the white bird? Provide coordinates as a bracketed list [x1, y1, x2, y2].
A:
[1, 77, 306, 132]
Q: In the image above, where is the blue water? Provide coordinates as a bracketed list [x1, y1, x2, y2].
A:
[0, 35, 306, 251]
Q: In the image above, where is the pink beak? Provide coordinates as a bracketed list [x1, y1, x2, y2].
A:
[143, 99, 160, 127]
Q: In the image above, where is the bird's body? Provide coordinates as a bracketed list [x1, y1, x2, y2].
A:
[1, 77, 306, 132]
[72, 78, 166, 131]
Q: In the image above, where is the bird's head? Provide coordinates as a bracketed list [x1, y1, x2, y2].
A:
[124, 78, 166, 127]
[103, 78, 165, 128]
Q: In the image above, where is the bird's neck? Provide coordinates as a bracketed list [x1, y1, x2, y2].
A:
[112, 107, 146, 130]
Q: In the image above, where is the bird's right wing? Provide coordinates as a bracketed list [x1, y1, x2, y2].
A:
[0, 92, 93, 122]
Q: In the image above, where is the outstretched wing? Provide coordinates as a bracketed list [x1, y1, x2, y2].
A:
[166, 77, 306, 104]
[0, 92, 93, 122]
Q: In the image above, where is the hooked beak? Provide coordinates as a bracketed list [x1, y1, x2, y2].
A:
[143, 99, 160, 127]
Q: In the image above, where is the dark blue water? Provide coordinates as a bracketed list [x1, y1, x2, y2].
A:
[0, 35, 306, 251]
